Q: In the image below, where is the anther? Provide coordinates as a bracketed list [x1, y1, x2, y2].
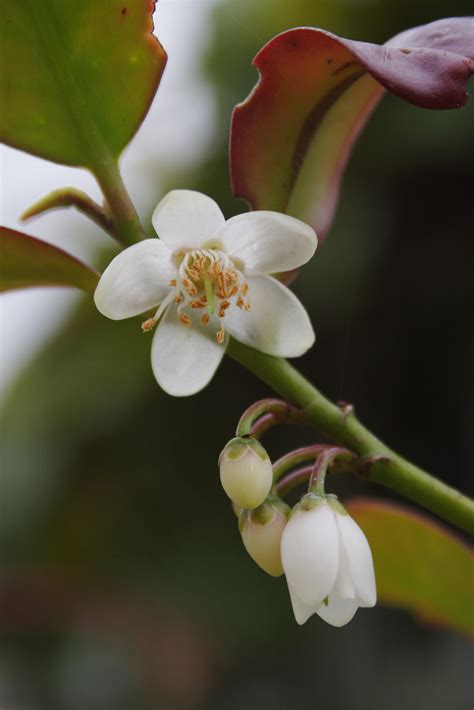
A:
[141, 317, 157, 332]
[218, 300, 231, 318]
[179, 313, 192, 327]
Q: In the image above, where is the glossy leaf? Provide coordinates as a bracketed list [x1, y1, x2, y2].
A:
[231, 18, 474, 238]
[0, 0, 166, 168]
[0, 227, 99, 292]
[347, 498, 474, 636]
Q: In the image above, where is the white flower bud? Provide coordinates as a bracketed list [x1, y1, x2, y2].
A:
[218, 437, 273, 509]
[239, 496, 290, 577]
[281, 494, 376, 626]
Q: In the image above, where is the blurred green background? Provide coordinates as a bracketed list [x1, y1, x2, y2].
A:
[1, 1, 473, 708]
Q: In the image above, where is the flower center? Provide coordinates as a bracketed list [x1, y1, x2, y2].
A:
[142, 249, 251, 343]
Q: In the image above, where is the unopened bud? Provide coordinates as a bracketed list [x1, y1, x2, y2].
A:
[218, 437, 273, 509]
[239, 496, 290, 577]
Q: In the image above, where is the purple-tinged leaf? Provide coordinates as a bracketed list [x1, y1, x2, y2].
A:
[231, 18, 474, 239]
[0, 227, 99, 293]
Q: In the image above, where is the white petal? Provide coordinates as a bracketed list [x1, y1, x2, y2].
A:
[151, 306, 226, 397]
[152, 190, 225, 252]
[281, 502, 339, 608]
[316, 595, 359, 627]
[336, 513, 377, 607]
[217, 211, 317, 273]
[224, 274, 315, 357]
[287, 583, 317, 625]
[332, 525, 356, 600]
[94, 239, 174, 320]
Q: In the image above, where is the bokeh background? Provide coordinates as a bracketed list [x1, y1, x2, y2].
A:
[1, 1, 473, 708]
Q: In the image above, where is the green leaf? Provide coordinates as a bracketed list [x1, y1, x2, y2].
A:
[231, 19, 474, 238]
[346, 498, 474, 636]
[0, 227, 99, 292]
[0, 0, 166, 168]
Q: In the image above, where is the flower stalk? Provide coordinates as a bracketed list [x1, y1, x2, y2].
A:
[273, 446, 357, 497]
[93, 154, 147, 246]
[275, 465, 314, 498]
[272, 445, 328, 483]
[227, 339, 474, 535]
[236, 398, 307, 438]
[309, 447, 358, 496]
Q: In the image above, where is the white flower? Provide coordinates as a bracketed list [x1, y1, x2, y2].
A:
[240, 496, 290, 578]
[219, 437, 273, 510]
[280, 495, 376, 627]
[94, 190, 317, 396]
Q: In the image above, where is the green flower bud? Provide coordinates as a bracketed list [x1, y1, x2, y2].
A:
[239, 496, 290, 577]
[218, 437, 273, 509]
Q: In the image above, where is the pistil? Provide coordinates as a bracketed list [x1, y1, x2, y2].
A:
[203, 274, 215, 314]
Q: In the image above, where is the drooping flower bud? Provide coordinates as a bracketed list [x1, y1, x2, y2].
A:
[281, 494, 376, 626]
[218, 437, 273, 509]
[239, 496, 290, 577]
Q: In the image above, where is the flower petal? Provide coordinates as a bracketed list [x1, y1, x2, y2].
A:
[151, 306, 226, 396]
[332, 525, 356, 600]
[224, 274, 315, 357]
[336, 513, 377, 607]
[287, 583, 316, 625]
[316, 596, 359, 627]
[94, 239, 174, 320]
[281, 501, 339, 608]
[217, 211, 317, 273]
[152, 190, 225, 252]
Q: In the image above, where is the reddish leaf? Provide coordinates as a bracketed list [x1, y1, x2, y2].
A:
[231, 18, 474, 238]
[0, 227, 99, 293]
[346, 498, 474, 636]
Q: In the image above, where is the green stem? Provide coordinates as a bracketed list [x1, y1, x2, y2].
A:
[93, 157, 147, 246]
[21, 187, 119, 243]
[227, 339, 474, 536]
